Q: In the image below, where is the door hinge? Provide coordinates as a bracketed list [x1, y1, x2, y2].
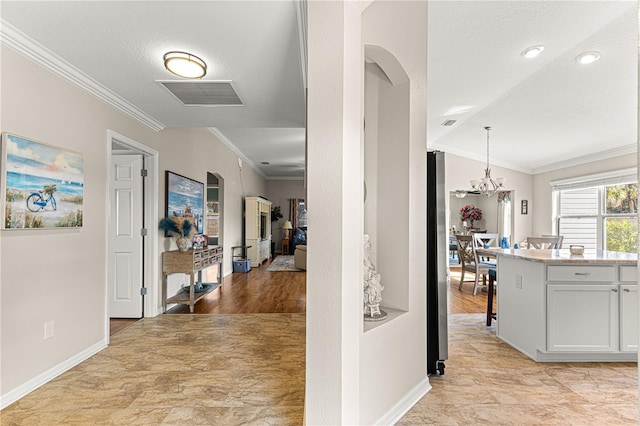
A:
[140, 228, 148, 236]
[140, 287, 147, 296]
[141, 168, 148, 177]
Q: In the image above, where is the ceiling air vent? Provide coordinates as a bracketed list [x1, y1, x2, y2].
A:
[441, 119, 457, 127]
[158, 81, 243, 106]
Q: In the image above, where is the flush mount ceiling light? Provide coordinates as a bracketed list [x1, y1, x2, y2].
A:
[575, 51, 601, 65]
[163, 51, 207, 79]
[521, 45, 545, 58]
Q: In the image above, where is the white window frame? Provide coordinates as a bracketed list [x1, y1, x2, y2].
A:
[551, 169, 638, 251]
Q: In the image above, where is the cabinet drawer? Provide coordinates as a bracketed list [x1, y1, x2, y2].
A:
[547, 265, 615, 282]
[620, 266, 637, 283]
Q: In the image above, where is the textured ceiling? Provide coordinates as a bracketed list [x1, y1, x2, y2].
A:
[427, 1, 638, 174]
[1, 0, 306, 178]
[2, 1, 637, 178]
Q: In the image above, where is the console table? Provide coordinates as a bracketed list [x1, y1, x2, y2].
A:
[162, 246, 223, 313]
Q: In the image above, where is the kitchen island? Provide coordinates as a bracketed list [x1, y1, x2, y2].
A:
[486, 248, 638, 362]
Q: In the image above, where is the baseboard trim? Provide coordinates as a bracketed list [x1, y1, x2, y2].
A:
[375, 376, 432, 425]
[0, 339, 108, 409]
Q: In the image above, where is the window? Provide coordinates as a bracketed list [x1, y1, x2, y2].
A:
[555, 182, 637, 252]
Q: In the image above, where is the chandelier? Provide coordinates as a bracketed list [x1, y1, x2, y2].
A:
[470, 126, 505, 197]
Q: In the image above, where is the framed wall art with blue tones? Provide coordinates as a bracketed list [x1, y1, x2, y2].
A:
[1, 133, 84, 229]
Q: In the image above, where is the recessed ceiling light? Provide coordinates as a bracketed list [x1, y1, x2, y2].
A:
[441, 119, 457, 127]
[260, 161, 271, 165]
[163, 51, 207, 79]
[521, 45, 545, 58]
[575, 51, 601, 65]
[445, 105, 473, 115]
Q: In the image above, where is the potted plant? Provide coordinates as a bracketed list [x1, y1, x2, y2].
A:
[270, 206, 284, 256]
[460, 204, 483, 229]
[159, 216, 197, 251]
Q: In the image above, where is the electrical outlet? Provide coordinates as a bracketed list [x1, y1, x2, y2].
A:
[515, 274, 523, 289]
[44, 320, 55, 340]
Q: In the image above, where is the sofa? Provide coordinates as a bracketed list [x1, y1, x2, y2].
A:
[294, 244, 307, 270]
[292, 226, 307, 269]
[291, 226, 307, 252]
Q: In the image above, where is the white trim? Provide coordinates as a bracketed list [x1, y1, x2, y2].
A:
[207, 127, 266, 178]
[265, 176, 305, 181]
[0, 340, 107, 410]
[107, 130, 160, 321]
[431, 141, 638, 177]
[430, 142, 534, 175]
[295, 0, 308, 89]
[533, 144, 638, 175]
[0, 20, 166, 132]
[550, 167, 637, 191]
[374, 377, 431, 425]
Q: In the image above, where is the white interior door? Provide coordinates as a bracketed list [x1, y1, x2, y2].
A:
[109, 154, 144, 318]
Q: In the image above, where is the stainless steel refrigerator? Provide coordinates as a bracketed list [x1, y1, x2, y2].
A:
[427, 150, 448, 375]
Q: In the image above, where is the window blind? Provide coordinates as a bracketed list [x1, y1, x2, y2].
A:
[550, 168, 637, 192]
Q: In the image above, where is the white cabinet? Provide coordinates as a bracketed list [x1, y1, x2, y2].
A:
[547, 284, 618, 352]
[620, 284, 638, 352]
[245, 196, 271, 267]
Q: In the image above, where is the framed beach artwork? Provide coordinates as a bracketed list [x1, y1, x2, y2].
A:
[165, 171, 205, 235]
[1, 133, 84, 229]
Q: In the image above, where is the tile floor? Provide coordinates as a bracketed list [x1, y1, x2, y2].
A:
[1, 314, 305, 425]
[2, 294, 637, 424]
[399, 314, 638, 425]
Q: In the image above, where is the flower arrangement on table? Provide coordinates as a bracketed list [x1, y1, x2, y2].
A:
[159, 216, 197, 251]
[460, 204, 483, 229]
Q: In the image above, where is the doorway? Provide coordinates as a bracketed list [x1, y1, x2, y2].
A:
[107, 130, 159, 339]
[206, 172, 224, 281]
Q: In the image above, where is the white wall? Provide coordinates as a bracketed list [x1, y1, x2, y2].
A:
[0, 47, 266, 405]
[306, 1, 363, 423]
[445, 152, 533, 244]
[364, 61, 410, 311]
[532, 153, 637, 236]
[0, 47, 159, 400]
[308, 1, 429, 422]
[154, 128, 265, 299]
[360, 2, 428, 423]
[265, 179, 305, 253]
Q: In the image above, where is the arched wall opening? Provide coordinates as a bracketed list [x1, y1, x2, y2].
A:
[364, 44, 411, 317]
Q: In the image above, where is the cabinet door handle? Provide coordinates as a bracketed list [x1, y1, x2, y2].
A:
[612, 288, 618, 292]
[574, 272, 591, 276]
[624, 288, 631, 292]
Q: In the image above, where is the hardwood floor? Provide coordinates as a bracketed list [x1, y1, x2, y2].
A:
[109, 318, 138, 336]
[166, 259, 306, 314]
[109, 258, 306, 335]
[448, 265, 496, 315]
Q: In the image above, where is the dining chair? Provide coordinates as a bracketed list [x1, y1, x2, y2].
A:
[527, 236, 563, 249]
[457, 235, 495, 295]
[473, 233, 499, 261]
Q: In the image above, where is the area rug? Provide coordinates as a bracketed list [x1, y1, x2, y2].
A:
[266, 255, 304, 272]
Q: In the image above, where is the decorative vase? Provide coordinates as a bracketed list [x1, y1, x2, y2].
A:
[176, 236, 189, 252]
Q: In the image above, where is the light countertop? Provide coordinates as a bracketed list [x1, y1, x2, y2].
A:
[475, 248, 637, 264]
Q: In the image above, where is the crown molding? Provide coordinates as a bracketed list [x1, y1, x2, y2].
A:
[265, 176, 305, 181]
[429, 142, 534, 174]
[207, 128, 266, 179]
[0, 20, 166, 132]
[430, 141, 638, 176]
[531, 143, 638, 175]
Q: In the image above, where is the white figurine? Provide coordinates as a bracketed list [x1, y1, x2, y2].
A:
[363, 234, 387, 321]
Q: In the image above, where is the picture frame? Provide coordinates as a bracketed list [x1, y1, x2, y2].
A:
[1, 133, 84, 229]
[165, 171, 204, 236]
[521, 199, 528, 215]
